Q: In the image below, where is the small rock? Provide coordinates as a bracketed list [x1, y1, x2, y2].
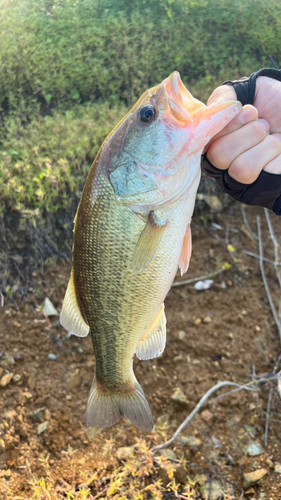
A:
[76, 347, 84, 354]
[200, 480, 222, 500]
[43, 298, 59, 316]
[85, 360, 95, 368]
[4, 469, 11, 479]
[0, 439, 5, 451]
[14, 352, 24, 362]
[173, 354, 183, 362]
[202, 316, 212, 324]
[194, 318, 201, 326]
[24, 392, 33, 401]
[0, 373, 14, 387]
[274, 463, 281, 473]
[194, 279, 214, 291]
[174, 465, 187, 484]
[158, 449, 177, 460]
[244, 425, 257, 437]
[0, 367, 3, 378]
[45, 409, 51, 421]
[116, 446, 134, 460]
[65, 395, 72, 400]
[266, 458, 274, 469]
[245, 487, 256, 496]
[171, 387, 188, 405]
[48, 353, 57, 361]
[85, 426, 102, 441]
[13, 374, 21, 383]
[201, 409, 213, 422]
[196, 474, 208, 486]
[66, 370, 83, 390]
[30, 407, 45, 423]
[178, 330, 186, 340]
[37, 421, 49, 435]
[245, 440, 265, 457]
[255, 325, 261, 332]
[243, 469, 268, 489]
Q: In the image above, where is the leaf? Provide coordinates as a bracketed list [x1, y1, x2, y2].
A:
[70, 89, 80, 100]
[8, 149, 18, 156]
[45, 93, 53, 103]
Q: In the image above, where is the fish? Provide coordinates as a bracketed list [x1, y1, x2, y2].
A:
[60, 71, 241, 431]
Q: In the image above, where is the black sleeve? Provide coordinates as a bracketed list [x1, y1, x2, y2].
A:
[201, 68, 281, 215]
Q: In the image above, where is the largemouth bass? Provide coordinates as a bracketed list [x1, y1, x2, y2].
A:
[60, 72, 241, 431]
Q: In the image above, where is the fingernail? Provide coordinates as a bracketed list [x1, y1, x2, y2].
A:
[258, 118, 270, 132]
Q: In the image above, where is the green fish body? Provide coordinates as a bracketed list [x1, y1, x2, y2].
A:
[60, 72, 241, 430]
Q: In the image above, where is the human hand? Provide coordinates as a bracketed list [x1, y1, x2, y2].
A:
[204, 77, 281, 181]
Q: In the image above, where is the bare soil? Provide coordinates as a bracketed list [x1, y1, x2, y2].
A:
[1, 204, 281, 499]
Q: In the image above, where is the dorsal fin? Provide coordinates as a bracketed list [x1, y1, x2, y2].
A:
[60, 271, 89, 337]
[136, 304, 166, 360]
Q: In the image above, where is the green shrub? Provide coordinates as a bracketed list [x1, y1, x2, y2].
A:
[0, 0, 280, 114]
[0, 103, 126, 216]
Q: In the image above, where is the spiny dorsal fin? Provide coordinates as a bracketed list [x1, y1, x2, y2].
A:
[60, 271, 89, 337]
[136, 304, 166, 360]
[132, 212, 168, 275]
[178, 224, 192, 276]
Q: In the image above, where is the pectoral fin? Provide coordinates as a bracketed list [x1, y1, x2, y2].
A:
[178, 224, 192, 276]
[136, 304, 166, 360]
[60, 271, 89, 337]
[132, 212, 168, 274]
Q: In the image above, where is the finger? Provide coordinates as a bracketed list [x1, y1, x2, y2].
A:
[204, 105, 258, 152]
[263, 133, 281, 174]
[229, 134, 281, 183]
[207, 119, 269, 170]
[207, 84, 237, 106]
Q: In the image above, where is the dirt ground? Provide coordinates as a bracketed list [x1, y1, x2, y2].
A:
[1, 204, 281, 499]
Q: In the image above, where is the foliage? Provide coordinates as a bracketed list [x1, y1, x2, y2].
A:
[0, 103, 126, 216]
[0, 0, 280, 113]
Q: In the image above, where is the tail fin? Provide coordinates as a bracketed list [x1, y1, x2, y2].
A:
[85, 376, 154, 431]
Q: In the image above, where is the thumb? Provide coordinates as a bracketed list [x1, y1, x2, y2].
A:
[207, 84, 237, 106]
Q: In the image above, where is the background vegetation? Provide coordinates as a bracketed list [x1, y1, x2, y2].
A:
[1, 0, 281, 293]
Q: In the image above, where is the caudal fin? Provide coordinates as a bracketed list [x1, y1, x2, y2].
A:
[85, 376, 154, 431]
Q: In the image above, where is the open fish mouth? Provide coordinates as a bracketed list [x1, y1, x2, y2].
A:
[164, 71, 204, 123]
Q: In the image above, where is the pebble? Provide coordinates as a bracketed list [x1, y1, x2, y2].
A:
[14, 352, 24, 362]
[37, 420, 49, 435]
[116, 446, 134, 460]
[85, 360, 95, 368]
[171, 387, 188, 405]
[244, 425, 257, 437]
[266, 458, 274, 469]
[66, 370, 83, 390]
[158, 449, 177, 460]
[4, 470, 11, 479]
[157, 466, 170, 487]
[85, 426, 102, 441]
[173, 354, 183, 362]
[13, 374, 21, 383]
[0, 373, 14, 387]
[24, 392, 33, 400]
[274, 463, 281, 473]
[245, 487, 256, 496]
[194, 318, 201, 326]
[76, 347, 84, 354]
[245, 440, 265, 457]
[65, 395, 72, 400]
[43, 298, 59, 316]
[0, 439, 5, 451]
[174, 465, 187, 484]
[200, 480, 223, 500]
[196, 474, 208, 486]
[243, 469, 268, 489]
[178, 330, 186, 340]
[48, 353, 57, 361]
[202, 316, 212, 324]
[201, 409, 213, 422]
[31, 407, 45, 423]
[45, 409, 51, 421]
[0, 367, 3, 378]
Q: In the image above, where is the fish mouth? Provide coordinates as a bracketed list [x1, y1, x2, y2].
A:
[164, 71, 204, 123]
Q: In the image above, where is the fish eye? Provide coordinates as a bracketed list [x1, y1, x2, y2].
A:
[139, 104, 157, 123]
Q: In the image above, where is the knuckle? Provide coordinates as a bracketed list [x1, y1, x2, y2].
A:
[230, 157, 255, 184]
[266, 135, 281, 154]
[251, 121, 267, 142]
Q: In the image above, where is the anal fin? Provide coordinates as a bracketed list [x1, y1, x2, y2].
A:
[178, 224, 192, 276]
[60, 271, 89, 337]
[136, 304, 166, 360]
[132, 212, 168, 274]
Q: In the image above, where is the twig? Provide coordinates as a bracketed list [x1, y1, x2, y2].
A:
[172, 267, 228, 287]
[265, 388, 273, 447]
[242, 249, 281, 266]
[240, 205, 258, 240]
[257, 215, 281, 342]
[264, 208, 281, 288]
[152, 381, 253, 452]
